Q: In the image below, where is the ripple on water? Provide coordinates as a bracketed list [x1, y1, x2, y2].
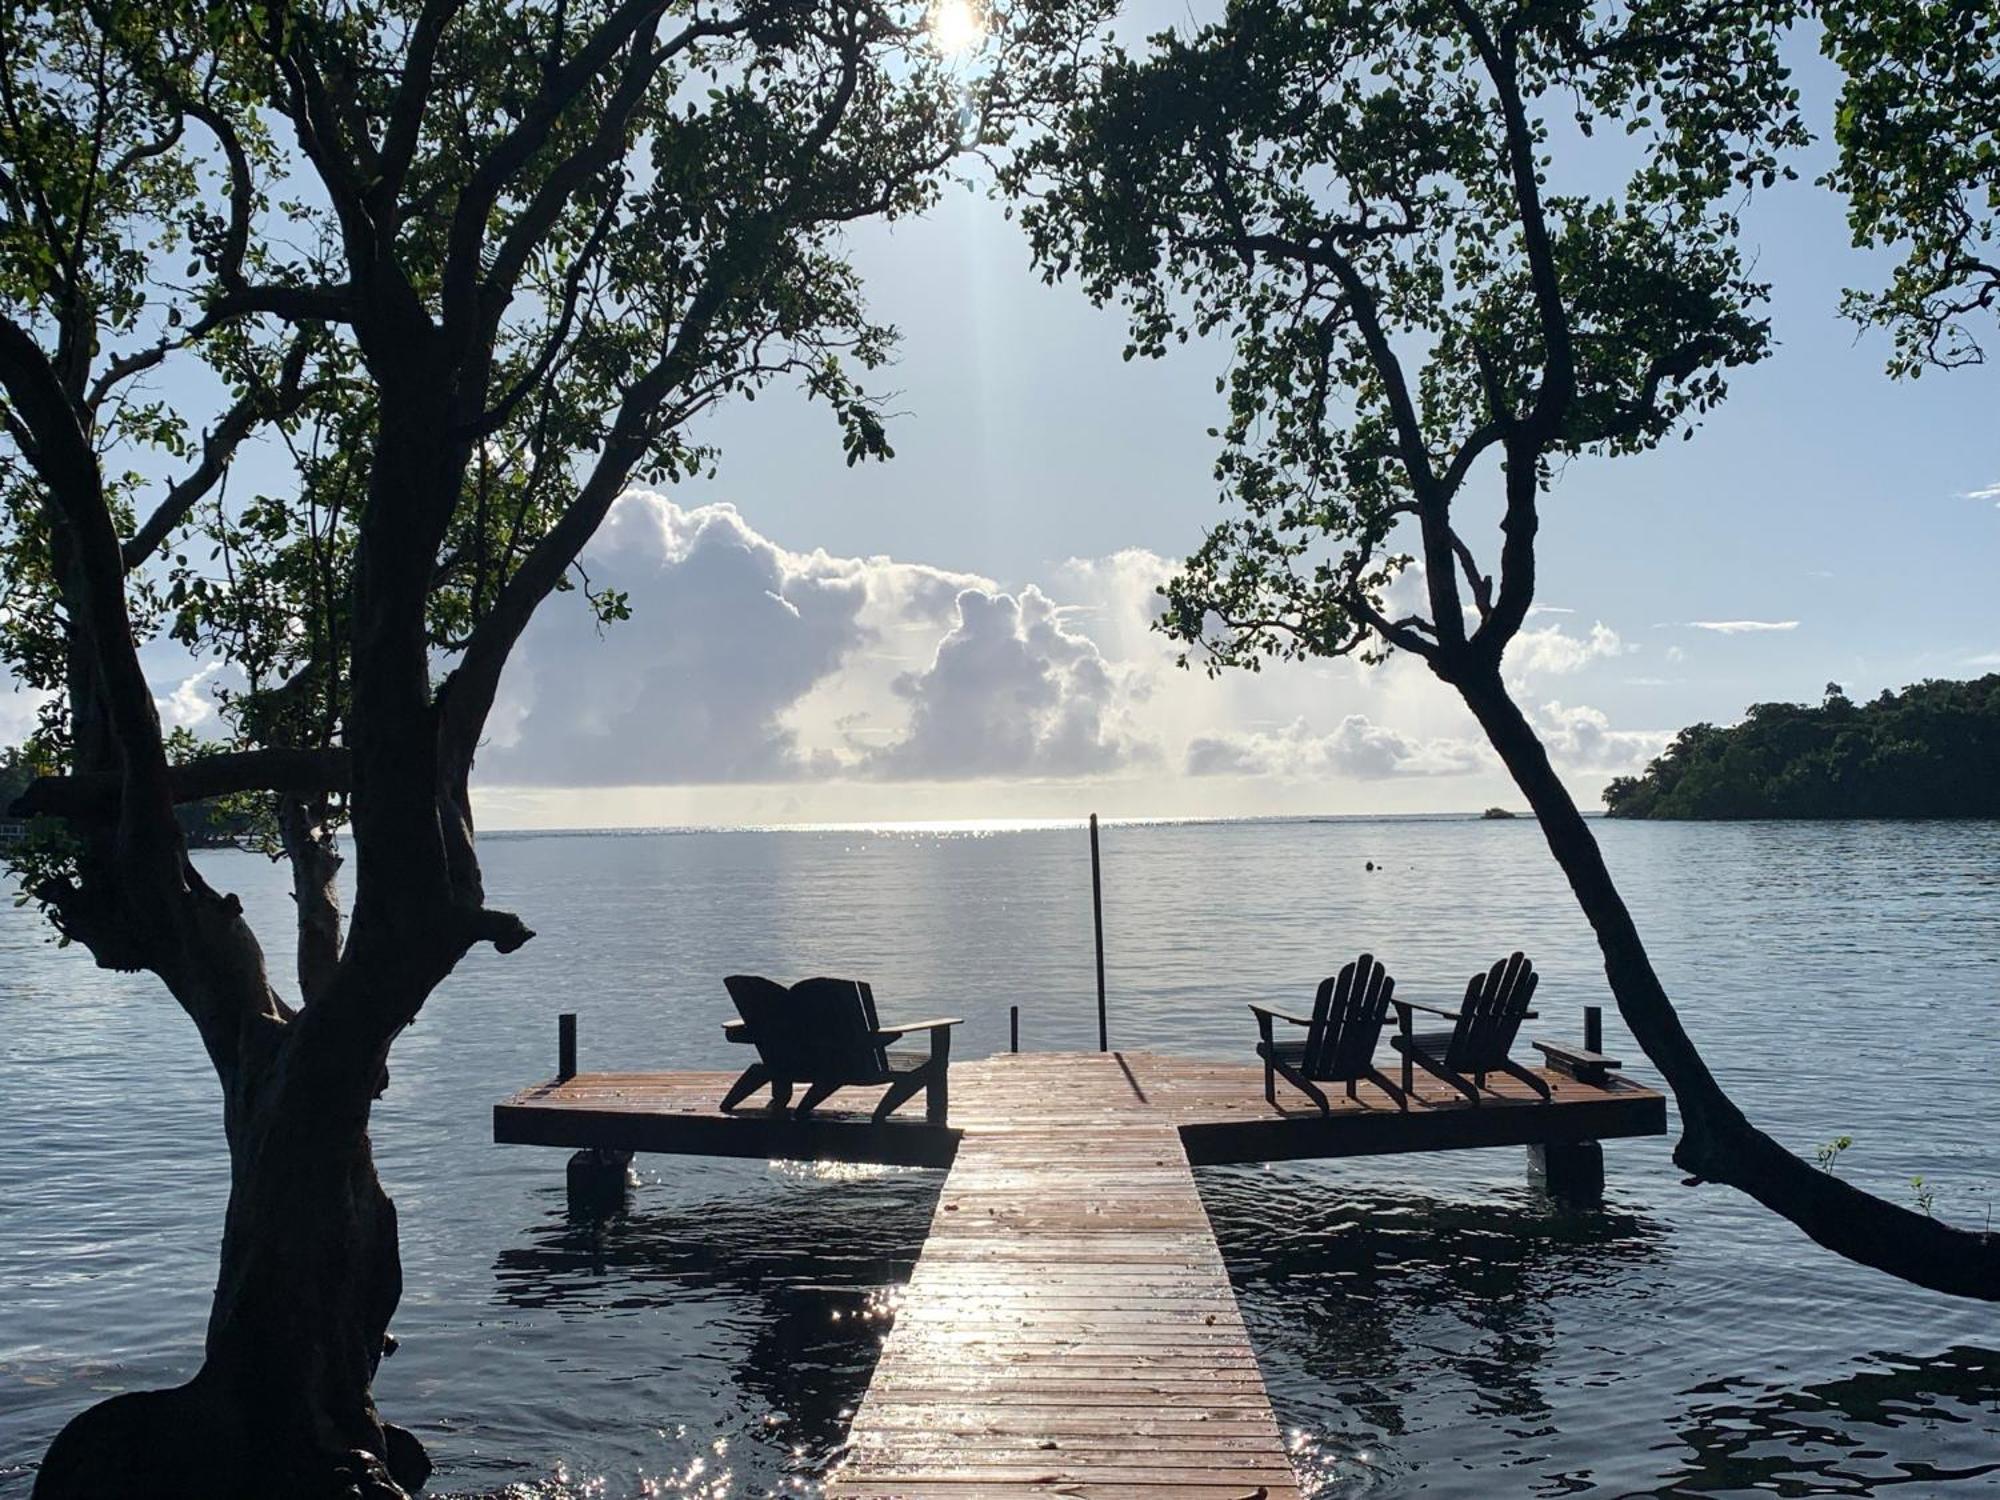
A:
[3, 818, 1999, 1497]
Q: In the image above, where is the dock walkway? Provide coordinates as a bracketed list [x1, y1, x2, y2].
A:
[496, 1050, 1664, 1496]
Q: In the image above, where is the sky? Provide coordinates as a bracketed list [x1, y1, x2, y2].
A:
[4, 7, 1996, 828]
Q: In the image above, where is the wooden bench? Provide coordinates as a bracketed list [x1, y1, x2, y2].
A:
[1532, 1040, 1623, 1089]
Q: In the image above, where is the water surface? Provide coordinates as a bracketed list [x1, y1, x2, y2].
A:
[2, 817, 1997, 1496]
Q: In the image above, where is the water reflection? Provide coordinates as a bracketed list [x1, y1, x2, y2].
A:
[1662, 1346, 2000, 1495]
[1202, 1167, 2000, 1497]
[484, 1168, 940, 1493]
[1201, 1167, 1669, 1495]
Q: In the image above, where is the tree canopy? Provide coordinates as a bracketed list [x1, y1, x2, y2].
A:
[1822, 0, 2000, 374]
[0, 1, 1107, 1492]
[1010, 0, 2000, 1301]
[1013, 0, 1805, 677]
[1605, 676, 2000, 819]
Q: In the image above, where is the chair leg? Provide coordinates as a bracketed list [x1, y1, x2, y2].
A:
[1264, 1056, 1276, 1105]
[794, 1079, 843, 1118]
[1405, 1048, 1481, 1105]
[1498, 1058, 1553, 1102]
[720, 1064, 770, 1113]
[1268, 1056, 1330, 1113]
[874, 1071, 928, 1123]
[769, 1079, 793, 1112]
[1345, 1078, 1357, 1100]
[1366, 1067, 1408, 1112]
[926, 1025, 952, 1125]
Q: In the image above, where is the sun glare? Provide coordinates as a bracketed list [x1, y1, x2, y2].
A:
[928, 0, 987, 56]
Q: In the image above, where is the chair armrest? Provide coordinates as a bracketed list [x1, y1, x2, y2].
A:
[723, 1019, 755, 1042]
[873, 1016, 964, 1042]
[1392, 999, 1462, 1021]
[1247, 1004, 1315, 1027]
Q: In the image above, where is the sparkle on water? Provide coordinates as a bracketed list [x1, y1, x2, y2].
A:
[3, 816, 1999, 1497]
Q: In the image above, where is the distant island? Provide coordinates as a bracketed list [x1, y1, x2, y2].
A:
[1481, 807, 1518, 819]
[1604, 676, 2000, 819]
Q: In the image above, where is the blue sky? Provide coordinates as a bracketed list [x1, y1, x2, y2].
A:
[4, 9, 1995, 827]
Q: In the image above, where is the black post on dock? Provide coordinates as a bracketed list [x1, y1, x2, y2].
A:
[558, 1012, 577, 1081]
[1010, 1005, 1020, 1054]
[1090, 813, 1107, 1052]
[1584, 1005, 1603, 1054]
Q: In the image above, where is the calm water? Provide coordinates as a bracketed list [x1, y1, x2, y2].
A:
[2, 817, 1998, 1497]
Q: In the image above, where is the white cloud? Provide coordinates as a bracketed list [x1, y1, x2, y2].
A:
[1, 683, 50, 745]
[1185, 715, 1487, 780]
[482, 494, 982, 785]
[1687, 619, 1798, 634]
[1530, 700, 1670, 775]
[1960, 481, 2000, 506]
[866, 585, 1153, 779]
[155, 660, 228, 731]
[1504, 620, 1629, 683]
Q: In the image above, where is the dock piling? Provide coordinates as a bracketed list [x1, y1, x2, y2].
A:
[1009, 1004, 1019, 1053]
[1585, 1004, 1603, 1053]
[1090, 813, 1107, 1052]
[558, 1012, 577, 1081]
[1528, 1138, 1605, 1205]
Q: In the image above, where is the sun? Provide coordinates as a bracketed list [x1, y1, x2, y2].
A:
[928, 0, 987, 56]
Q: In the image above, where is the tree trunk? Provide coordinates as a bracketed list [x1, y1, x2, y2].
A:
[1448, 661, 2000, 1300]
[32, 1039, 430, 1499]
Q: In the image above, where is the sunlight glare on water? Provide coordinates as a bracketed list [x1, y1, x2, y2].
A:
[2, 816, 1998, 1497]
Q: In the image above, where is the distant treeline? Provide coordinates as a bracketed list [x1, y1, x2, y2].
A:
[1603, 676, 2000, 820]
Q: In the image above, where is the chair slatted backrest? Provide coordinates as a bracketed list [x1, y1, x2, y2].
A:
[791, 976, 890, 1081]
[723, 975, 889, 1083]
[1304, 954, 1395, 1081]
[1447, 952, 1538, 1070]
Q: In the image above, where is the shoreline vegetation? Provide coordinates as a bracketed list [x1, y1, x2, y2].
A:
[1605, 677, 2000, 821]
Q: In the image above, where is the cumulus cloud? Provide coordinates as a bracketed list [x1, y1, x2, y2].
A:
[1687, 619, 1798, 634]
[1530, 700, 1670, 775]
[867, 585, 1153, 779]
[155, 660, 228, 731]
[1185, 715, 1487, 780]
[482, 494, 983, 785]
[1504, 620, 1629, 682]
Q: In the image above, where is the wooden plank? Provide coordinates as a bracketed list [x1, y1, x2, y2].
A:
[826, 1055, 1301, 1498]
[494, 1049, 1666, 1494]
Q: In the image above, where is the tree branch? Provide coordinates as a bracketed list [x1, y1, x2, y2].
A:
[12, 746, 353, 820]
[122, 335, 315, 570]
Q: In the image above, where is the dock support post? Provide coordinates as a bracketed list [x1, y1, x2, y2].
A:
[1527, 1139, 1605, 1205]
[1010, 1005, 1020, 1054]
[1090, 814, 1107, 1052]
[567, 1147, 634, 1216]
[1584, 1005, 1603, 1054]
[558, 1012, 577, 1081]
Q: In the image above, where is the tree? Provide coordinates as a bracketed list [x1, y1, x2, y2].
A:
[1, 1, 1099, 1493]
[1821, 0, 2000, 374]
[1012, 0, 1999, 1299]
[1604, 674, 2000, 818]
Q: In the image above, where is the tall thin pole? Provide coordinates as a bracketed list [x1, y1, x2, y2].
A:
[1090, 813, 1107, 1052]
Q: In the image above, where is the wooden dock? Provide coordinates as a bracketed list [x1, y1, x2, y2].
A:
[496, 1050, 1663, 1495]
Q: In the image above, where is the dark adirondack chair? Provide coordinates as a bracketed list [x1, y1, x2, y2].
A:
[1390, 951, 1549, 1104]
[719, 975, 961, 1123]
[1249, 954, 1406, 1112]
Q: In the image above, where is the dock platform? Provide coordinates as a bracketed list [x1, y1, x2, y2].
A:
[495, 1050, 1664, 1495]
